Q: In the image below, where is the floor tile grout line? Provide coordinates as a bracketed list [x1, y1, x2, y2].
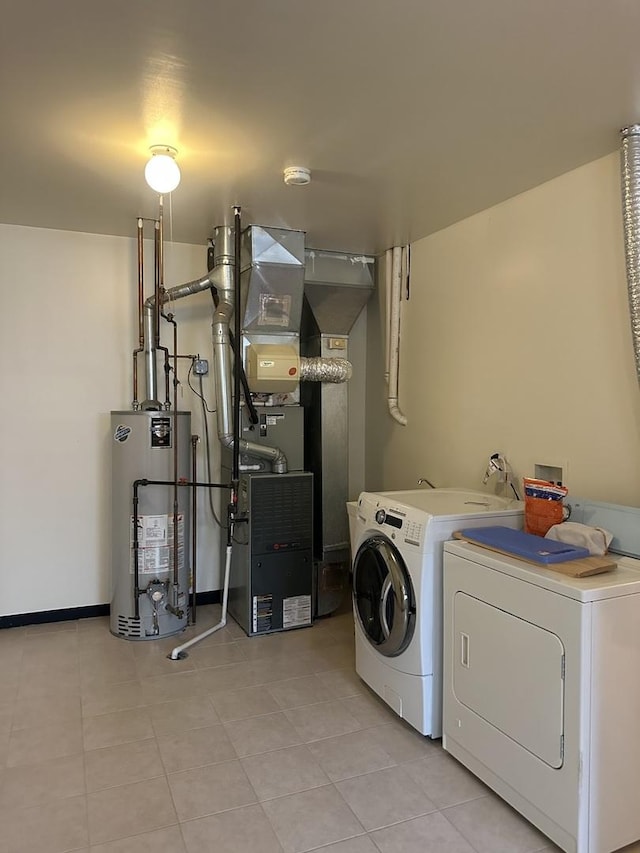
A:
[438, 796, 496, 853]
[295, 828, 370, 853]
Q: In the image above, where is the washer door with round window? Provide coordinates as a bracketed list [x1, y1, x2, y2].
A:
[353, 535, 416, 657]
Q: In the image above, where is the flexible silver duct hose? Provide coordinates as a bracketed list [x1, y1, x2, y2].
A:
[299, 357, 353, 383]
[620, 125, 640, 384]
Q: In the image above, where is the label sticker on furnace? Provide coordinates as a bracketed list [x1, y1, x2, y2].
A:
[283, 595, 312, 628]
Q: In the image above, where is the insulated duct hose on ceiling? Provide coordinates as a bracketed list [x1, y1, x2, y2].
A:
[620, 125, 640, 385]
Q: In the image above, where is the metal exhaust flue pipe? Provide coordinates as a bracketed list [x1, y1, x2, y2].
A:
[232, 207, 243, 496]
[139, 220, 289, 469]
[209, 224, 288, 473]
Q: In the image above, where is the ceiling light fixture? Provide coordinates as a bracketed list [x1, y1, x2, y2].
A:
[283, 166, 311, 186]
[145, 145, 181, 194]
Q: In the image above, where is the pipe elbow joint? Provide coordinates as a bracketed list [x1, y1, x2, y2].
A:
[388, 401, 408, 426]
[272, 454, 288, 474]
[219, 433, 234, 451]
[220, 434, 288, 474]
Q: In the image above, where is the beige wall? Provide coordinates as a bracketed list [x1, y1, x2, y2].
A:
[366, 153, 640, 506]
[0, 223, 369, 616]
[0, 226, 217, 616]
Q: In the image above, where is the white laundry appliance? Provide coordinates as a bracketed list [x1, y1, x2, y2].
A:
[442, 533, 640, 853]
[350, 488, 523, 737]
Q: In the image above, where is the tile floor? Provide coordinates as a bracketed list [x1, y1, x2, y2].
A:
[1, 603, 638, 853]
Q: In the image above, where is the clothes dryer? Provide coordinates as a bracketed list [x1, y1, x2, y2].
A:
[442, 539, 640, 853]
[350, 488, 523, 737]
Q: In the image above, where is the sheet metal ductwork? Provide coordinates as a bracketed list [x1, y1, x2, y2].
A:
[213, 227, 290, 473]
[142, 225, 289, 472]
[302, 248, 375, 616]
[236, 228, 360, 474]
[620, 125, 640, 385]
[240, 226, 307, 335]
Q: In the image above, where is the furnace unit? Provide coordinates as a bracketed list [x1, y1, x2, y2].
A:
[227, 471, 313, 635]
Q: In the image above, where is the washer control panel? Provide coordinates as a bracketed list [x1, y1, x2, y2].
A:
[358, 493, 424, 548]
[403, 519, 422, 547]
[376, 509, 403, 529]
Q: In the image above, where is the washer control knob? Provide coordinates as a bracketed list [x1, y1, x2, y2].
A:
[375, 509, 386, 525]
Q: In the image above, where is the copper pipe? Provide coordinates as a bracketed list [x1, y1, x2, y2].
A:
[132, 349, 142, 409]
[157, 200, 170, 408]
[132, 217, 145, 408]
[158, 197, 164, 344]
[137, 218, 145, 347]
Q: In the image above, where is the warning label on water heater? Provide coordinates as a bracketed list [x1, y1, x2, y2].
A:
[130, 513, 184, 575]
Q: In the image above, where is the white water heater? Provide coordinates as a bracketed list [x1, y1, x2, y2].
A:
[110, 410, 191, 639]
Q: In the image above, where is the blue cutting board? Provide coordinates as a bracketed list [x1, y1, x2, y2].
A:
[458, 526, 590, 564]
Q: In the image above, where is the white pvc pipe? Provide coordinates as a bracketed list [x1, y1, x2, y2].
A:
[387, 246, 407, 425]
[169, 544, 232, 659]
[384, 249, 392, 385]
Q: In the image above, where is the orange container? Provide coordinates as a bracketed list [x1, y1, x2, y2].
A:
[523, 478, 568, 537]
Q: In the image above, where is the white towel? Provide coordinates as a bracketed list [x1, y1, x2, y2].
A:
[545, 521, 612, 556]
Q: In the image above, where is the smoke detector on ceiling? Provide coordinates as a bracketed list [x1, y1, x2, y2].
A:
[283, 166, 311, 186]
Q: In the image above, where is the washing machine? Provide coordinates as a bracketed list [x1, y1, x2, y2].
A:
[442, 538, 640, 853]
[350, 488, 523, 737]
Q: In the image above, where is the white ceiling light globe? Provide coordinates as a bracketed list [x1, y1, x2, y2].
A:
[145, 148, 181, 194]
